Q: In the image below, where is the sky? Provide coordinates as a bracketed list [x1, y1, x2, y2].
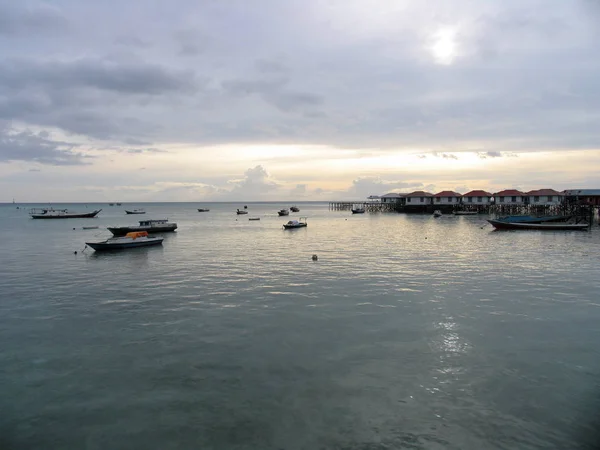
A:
[1, 0, 600, 202]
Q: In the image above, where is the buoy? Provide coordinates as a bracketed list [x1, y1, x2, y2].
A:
[74, 251, 77, 254]
[312, 254, 318, 261]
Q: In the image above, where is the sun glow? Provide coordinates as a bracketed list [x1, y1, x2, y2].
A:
[430, 28, 457, 65]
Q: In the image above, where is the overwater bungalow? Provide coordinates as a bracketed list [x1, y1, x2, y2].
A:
[404, 191, 434, 205]
[494, 189, 526, 205]
[433, 191, 462, 205]
[462, 190, 493, 205]
[526, 189, 563, 205]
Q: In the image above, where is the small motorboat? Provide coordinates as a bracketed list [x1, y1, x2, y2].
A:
[237, 209, 248, 215]
[351, 208, 365, 214]
[278, 209, 290, 216]
[197, 208, 210, 212]
[283, 217, 307, 229]
[30, 208, 102, 219]
[290, 206, 300, 212]
[249, 217, 261, 221]
[108, 219, 177, 236]
[433, 210, 442, 217]
[86, 231, 163, 251]
[453, 211, 477, 216]
[487, 220, 589, 231]
[125, 209, 145, 215]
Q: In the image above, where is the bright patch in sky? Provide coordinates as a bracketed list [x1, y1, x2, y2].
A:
[430, 29, 457, 65]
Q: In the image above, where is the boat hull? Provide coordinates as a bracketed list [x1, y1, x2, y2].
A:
[108, 225, 177, 236]
[197, 209, 210, 212]
[351, 210, 365, 214]
[488, 220, 589, 231]
[125, 211, 146, 215]
[496, 214, 571, 224]
[31, 209, 102, 219]
[86, 238, 164, 251]
[283, 224, 307, 229]
[278, 212, 290, 216]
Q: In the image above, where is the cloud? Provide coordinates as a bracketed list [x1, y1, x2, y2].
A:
[0, 126, 90, 165]
[432, 152, 459, 160]
[123, 148, 168, 154]
[0, 3, 69, 36]
[347, 177, 425, 198]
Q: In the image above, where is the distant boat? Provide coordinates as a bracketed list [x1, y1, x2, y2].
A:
[290, 206, 300, 212]
[453, 211, 477, 216]
[109, 203, 115, 206]
[108, 219, 177, 236]
[487, 220, 589, 231]
[86, 231, 163, 251]
[433, 210, 442, 217]
[30, 208, 102, 219]
[249, 217, 260, 221]
[116, 203, 122, 206]
[351, 208, 365, 214]
[125, 209, 145, 215]
[244, 205, 248, 209]
[236, 209, 248, 215]
[82, 226, 99, 230]
[283, 217, 307, 229]
[278, 209, 290, 216]
[197, 208, 210, 212]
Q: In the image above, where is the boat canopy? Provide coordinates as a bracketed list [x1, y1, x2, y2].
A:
[126, 231, 149, 239]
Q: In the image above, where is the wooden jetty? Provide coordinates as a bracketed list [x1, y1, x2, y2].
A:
[329, 200, 595, 224]
[329, 202, 397, 212]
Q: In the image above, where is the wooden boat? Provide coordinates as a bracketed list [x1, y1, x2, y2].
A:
[278, 209, 290, 216]
[197, 208, 210, 212]
[433, 210, 442, 217]
[351, 208, 365, 214]
[236, 209, 248, 215]
[496, 214, 571, 224]
[453, 211, 477, 216]
[86, 231, 163, 251]
[108, 219, 177, 236]
[30, 208, 102, 219]
[283, 217, 307, 229]
[290, 206, 300, 212]
[488, 220, 589, 231]
[125, 209, 145, 215]
[249, 217, 260, 221]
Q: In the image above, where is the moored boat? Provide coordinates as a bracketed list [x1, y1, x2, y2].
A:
[30, 208, 102, 219]
[249, 217, 260, 221]
[197, 208, 210, 212]
[495, 214, 571, 224]
[290, 206, 300, 212]
[433, 210, 442, 217]
[86, 231, 163, 251]
[278, 209, 290, 216]
[108, 219, 177, 236]
[236, 209, 248, 215]
[283, 217, 307, 229]
[351, 208, 365, 214]
[488, 220, 589, 231]
[125, 209, 145, 215]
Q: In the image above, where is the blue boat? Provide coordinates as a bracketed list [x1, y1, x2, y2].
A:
[496, 214, 571, 224]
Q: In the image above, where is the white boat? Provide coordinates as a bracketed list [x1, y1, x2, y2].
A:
[433, 210, 442, 217]
[236, 209, 248, 215]
[30, 208, 102, 219]
[351, 208, 365, 214]
[125, 209, 145, 215]
[86, 231, 164, 251]
[283, 217, 307, 229]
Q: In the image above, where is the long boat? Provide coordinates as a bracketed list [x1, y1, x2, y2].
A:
[30, 208, 102, 219]
[108, 219, 177, 236]
[488, 220, 589, 231]
[125, 209, 146, 215]
[496, 214, 571, 224]
[86, 231, 163, 251]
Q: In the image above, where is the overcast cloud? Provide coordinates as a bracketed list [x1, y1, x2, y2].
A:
[1, 0, 599, 201]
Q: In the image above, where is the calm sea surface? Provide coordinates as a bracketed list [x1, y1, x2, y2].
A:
[1, 202, 600, 449]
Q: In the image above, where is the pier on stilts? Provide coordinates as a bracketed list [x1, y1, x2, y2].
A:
[329, 202, 397, 212]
